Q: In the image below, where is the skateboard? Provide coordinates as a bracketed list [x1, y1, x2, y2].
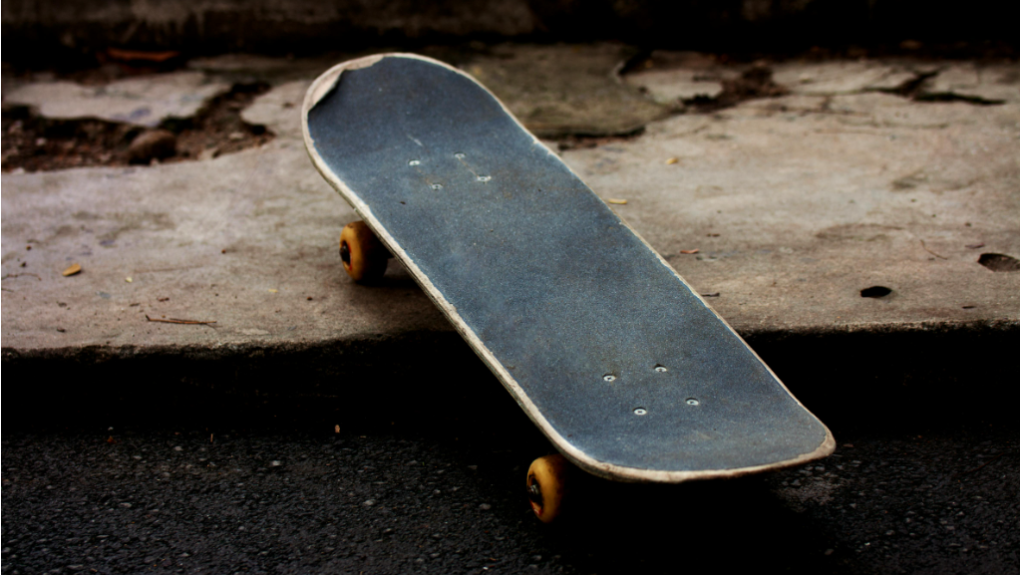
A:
[302, 54, 835, 521]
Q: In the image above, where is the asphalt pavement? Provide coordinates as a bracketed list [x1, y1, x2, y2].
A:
[3, 368, 1018, 575]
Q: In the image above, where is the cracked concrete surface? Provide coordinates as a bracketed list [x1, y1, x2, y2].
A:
[2, 47, 1018, 362]
[926, 63, 1020, 103]
[772, 60, 923, 96]
[623, 51, 736, 105]
[565, 92, 1019, 331]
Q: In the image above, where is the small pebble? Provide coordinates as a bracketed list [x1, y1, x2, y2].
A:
[128, 130, 177, 164]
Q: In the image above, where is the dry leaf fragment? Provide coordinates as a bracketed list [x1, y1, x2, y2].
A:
[268, 289, 278, 293]
[607, 199, 628, 205]
[680, 249, 700, 254]
[62, 263, 82, 276]
[666, 157, 679, 165]
[106, 47, 180, 63]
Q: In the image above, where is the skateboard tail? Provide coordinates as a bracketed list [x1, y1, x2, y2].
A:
[303, 53, 835, 483]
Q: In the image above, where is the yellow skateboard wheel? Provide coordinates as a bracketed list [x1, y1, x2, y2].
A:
[526, 454, 568, 523]
[339, 221, 388, 283]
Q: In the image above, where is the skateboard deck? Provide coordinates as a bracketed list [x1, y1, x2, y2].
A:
[303, 54, 834, 482]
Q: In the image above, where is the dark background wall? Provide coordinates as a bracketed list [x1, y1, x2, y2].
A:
[3, 0, 1019, 64]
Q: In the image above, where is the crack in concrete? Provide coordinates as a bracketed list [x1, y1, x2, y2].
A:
[2, 82, 274, 173]
[872, 70, 1006, 106]
[679, 63, 789, 113]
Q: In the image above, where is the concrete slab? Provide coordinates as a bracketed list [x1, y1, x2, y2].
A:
[772, 60, 917, 95]
[4, 71, 230, 127]
[623, 69, 726, 105]
[1, 77, 446, 353]
[2, 51, 1018, 365]
[461, 44, 669, 137]
[240, 80, 309, 140]
[187, 54, 347, 87]
[563, 91, 1019, 331]
[773, 59, 1020, 104]
[926, 63, 1020, 103]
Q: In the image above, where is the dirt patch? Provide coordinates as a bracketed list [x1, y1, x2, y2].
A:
[978, 253, 1020, 272]
[681, 63, 789, 113]
[553, 132, 645, 152]
[620, 52, 790, 115]
[2, 82, 273, 173]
